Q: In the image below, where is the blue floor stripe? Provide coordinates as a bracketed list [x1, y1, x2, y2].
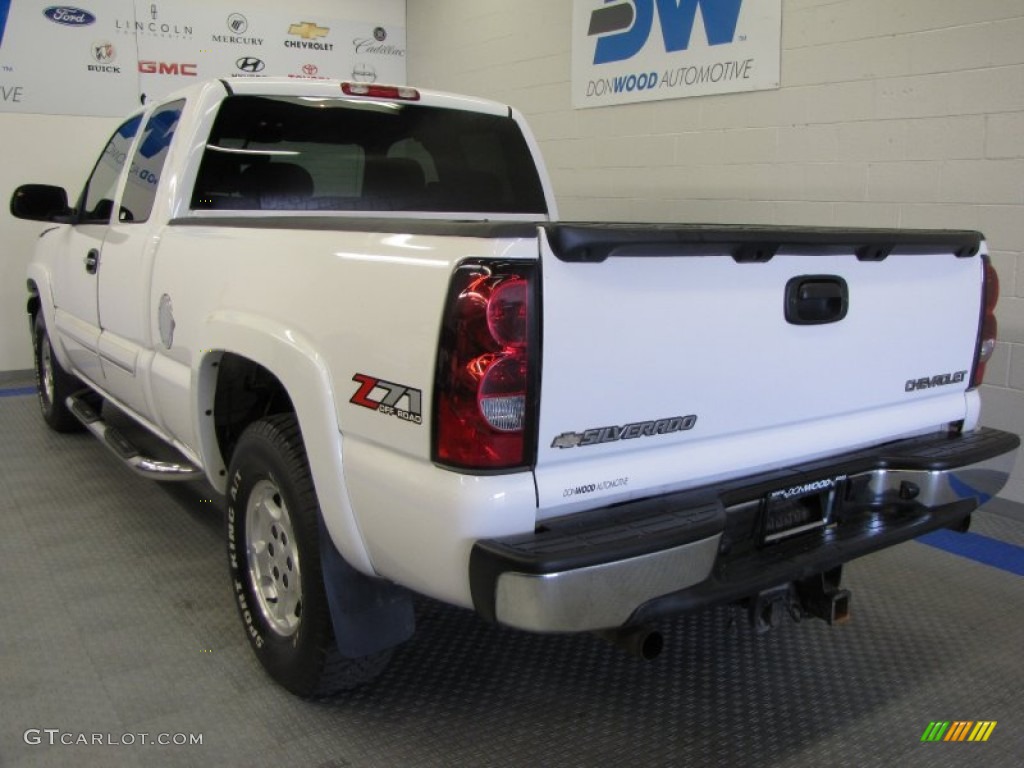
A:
[918, 529, 1024, 577]
[0, 386, 36, 398]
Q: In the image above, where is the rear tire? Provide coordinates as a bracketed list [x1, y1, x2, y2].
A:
[32, 313, 83, 433]
[226, 414, 391, 696]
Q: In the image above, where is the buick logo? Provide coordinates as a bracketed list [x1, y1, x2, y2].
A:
[44, 6, 97, 26]
[91, 40, 116, 63]
[236, 56, 264, 73]
[226, 12, 247, 34]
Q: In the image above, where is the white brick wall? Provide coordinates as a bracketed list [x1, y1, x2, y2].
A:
[408, 0, 1024, 499]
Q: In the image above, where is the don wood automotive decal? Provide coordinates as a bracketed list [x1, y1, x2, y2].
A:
[571, 0, 781, 108]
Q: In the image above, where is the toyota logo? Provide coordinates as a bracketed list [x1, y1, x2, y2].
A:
[236, 57, 265, 73]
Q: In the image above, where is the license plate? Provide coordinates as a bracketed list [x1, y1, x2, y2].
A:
[760, 475, 844, 544]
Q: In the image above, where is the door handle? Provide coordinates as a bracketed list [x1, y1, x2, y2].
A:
[84, 249, 99, 274]
[785, 275, 849, 325]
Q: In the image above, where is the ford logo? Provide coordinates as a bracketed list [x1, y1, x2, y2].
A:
[43, 7, 97, 26]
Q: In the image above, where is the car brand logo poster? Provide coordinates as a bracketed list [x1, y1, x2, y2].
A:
[572, 0, 781, 108]
[0, 0, 406, 116]
[0, 0, 139, 116]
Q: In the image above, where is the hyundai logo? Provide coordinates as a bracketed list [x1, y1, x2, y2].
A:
[236, 56, 264, 73]
[44, 6, 97, 26]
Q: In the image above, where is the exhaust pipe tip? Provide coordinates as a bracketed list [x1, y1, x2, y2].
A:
[596, 625, 664, 661]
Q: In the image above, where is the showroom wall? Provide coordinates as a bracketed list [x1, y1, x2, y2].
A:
[407, 0, 1024, 500]
[0, 0, 405, 377]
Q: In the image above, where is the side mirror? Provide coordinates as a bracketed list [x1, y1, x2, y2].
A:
[10, 184, 72, 222]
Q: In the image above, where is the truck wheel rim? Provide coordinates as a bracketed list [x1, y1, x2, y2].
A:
[39, 334, 55, 407]
[245, 478, 302, 637]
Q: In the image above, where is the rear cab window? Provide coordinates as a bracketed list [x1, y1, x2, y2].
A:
[190, 95, 547, 215]
[121, 100, 184, 223]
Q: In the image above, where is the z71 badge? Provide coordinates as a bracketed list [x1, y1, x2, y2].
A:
[350, 374, 422, 425]
[551, 414, 697, 449]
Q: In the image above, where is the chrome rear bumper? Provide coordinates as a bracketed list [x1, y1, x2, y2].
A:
[470, 428, 1019, 633]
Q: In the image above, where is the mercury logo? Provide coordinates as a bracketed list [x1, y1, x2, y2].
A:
[226, 13, 247, 34]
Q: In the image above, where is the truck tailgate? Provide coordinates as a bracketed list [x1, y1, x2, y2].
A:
[533, 224, 985, 515]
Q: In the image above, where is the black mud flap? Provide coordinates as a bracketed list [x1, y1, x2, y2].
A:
[319, 516, 415, 658]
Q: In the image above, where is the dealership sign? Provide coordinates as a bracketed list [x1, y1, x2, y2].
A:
[572, 0, 781, 108]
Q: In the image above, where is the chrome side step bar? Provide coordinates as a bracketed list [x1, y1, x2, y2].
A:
[67, 393, 203, 482]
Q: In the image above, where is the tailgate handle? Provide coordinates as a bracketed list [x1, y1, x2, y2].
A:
[785, 276, 848, 325]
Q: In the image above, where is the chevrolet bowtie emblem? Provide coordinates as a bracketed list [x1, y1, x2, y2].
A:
[288, 21, 329, 40]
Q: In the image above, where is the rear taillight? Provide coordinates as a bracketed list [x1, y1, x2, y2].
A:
[970, 254, 999, 389]
[434, 262, 538, 471]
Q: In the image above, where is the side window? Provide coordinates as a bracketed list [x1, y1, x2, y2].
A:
[79, 114, 142, 224]
[120, 100, 184, 223]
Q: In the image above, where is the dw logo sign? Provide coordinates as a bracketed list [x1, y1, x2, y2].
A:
[572, 0, 781, 108]
[588, 0, 743, 65]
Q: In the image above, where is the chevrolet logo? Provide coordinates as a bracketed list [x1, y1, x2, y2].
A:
[551, 432, 583, 449]
[288, 21, 328, 40]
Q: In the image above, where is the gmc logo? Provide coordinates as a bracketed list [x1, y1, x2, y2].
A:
[139, 61, 197, 76]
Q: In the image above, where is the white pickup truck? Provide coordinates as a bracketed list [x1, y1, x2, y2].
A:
[11, 78, 1019, 696]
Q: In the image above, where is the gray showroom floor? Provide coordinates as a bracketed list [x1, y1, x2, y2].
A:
[1, 382, 1022, 768]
